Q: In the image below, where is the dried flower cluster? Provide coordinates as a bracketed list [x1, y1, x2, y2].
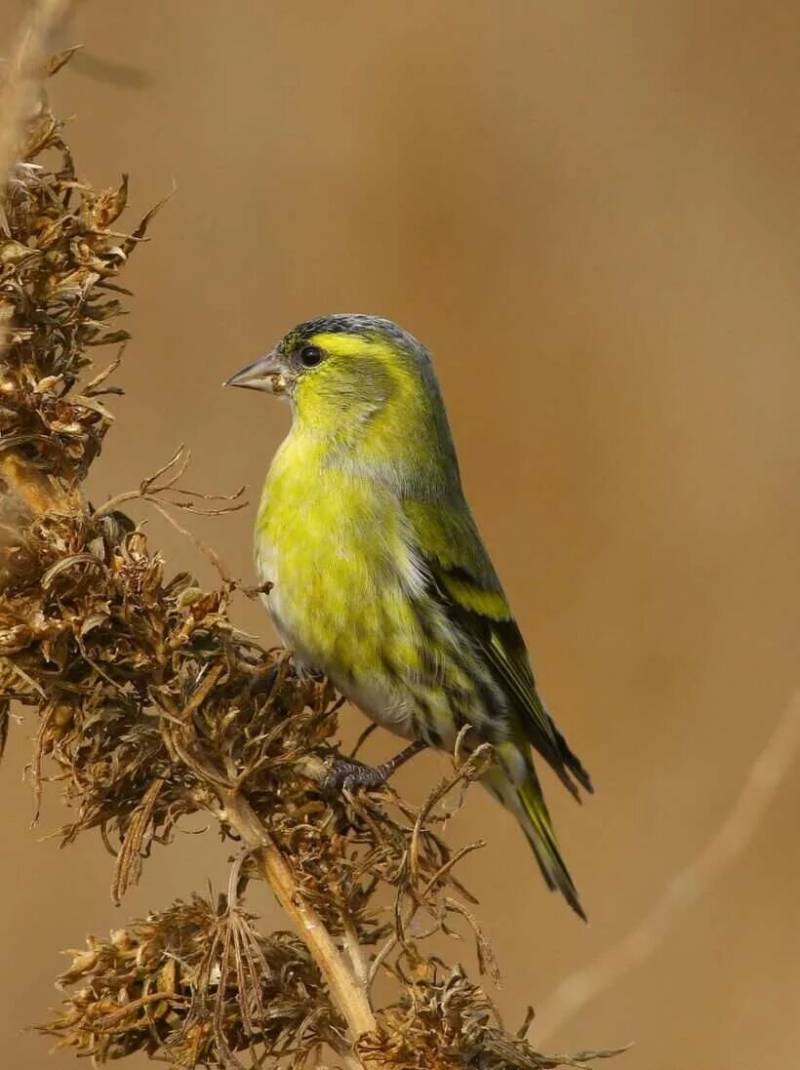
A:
[0, 65, 621, 1069]
[46, 891, 345, 1066]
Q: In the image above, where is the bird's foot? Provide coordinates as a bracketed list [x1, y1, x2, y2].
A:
[323, 756, 390, 794]
[323, 740, 427, 794]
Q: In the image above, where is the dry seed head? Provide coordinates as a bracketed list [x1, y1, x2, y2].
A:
[42, 895, 344, 1067]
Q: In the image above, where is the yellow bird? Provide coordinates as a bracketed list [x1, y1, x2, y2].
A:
[227, 314, 592, 918]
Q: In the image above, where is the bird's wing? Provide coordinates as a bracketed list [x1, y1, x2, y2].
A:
[402, 497, 592, 797]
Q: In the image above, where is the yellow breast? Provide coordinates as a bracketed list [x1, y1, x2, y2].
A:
[254, 430, 418, 680]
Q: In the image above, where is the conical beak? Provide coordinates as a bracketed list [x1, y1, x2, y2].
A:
[224, 350, 283, 392]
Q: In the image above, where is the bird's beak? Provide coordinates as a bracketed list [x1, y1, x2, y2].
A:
[224, 349, 286, 393]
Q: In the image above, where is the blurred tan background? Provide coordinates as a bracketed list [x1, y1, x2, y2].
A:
[2, 1, 800, 1067]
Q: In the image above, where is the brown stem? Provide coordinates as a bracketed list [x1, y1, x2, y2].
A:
[0, 0, 74, 193]
[220, 788, 378, 1066]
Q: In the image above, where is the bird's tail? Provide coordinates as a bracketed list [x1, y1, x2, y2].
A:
[485, 753, 586, 921]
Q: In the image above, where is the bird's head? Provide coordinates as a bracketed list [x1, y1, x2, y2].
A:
[226, 314, 439, 438]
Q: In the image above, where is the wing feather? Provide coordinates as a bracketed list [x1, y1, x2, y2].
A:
[402, 497, 592, 797]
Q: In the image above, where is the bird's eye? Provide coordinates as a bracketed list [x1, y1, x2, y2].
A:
[299, 345, 324, 368]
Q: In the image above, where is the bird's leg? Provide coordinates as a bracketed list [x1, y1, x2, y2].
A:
[349, 722, 378, 760]
[375, 738, 428, 780]
[324, 739, 427, 793]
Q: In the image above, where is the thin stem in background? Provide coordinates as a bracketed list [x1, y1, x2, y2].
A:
[534, 691, 800, 1044]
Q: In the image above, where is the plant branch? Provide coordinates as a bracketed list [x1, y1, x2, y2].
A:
[219, 787, 378, 1060]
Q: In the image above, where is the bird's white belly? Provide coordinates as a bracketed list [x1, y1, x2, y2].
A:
[334, 674, 419, 741]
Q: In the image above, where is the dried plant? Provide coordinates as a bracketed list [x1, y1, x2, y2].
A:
[0, 48, 624, 1070]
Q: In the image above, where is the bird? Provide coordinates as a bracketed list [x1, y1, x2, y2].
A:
[226, 314, 592, 918]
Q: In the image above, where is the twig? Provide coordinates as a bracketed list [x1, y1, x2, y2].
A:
[343, 913, 371, 989]
[0, 0, 73, 194]
[220, 788, 378, 1066]
[368, 747, 491, 989]
[534, 691, 800, 1044]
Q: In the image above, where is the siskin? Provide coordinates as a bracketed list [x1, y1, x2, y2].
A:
[227, 314, 592, 918]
